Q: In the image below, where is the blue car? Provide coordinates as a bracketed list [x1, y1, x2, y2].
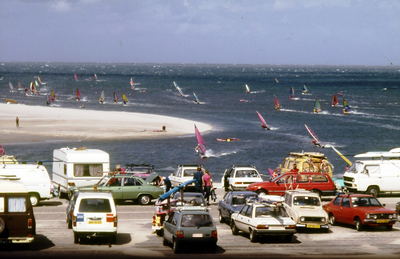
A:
[218, 191, 258, 224]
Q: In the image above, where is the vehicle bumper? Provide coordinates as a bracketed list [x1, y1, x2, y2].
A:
[175, 238, 217, 246]
[253, 229, 296, 236]
[0, 237, 34, 244]
[363, 219, 397, 225]
[73, 231, 116, 238]
[296, 224, 329, 229]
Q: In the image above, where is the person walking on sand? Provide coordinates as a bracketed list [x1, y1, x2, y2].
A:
[15, 116, 19, 127]
[202, 170, 213, 205]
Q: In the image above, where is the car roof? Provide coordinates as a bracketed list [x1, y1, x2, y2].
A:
[76, 191, 114, 198]
[0, 179, 28, 193]
[338, 193, 375, 198]
[173, 192, 203, 197]
[230, 191, 258, 195]
[285, 190, 319, 196]
[175, 207, 210, 213]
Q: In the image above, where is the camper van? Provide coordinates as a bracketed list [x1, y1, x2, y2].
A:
[343, 148, 400, 197]
[52, 147, 110, 198]
[0, 164, 52, 206]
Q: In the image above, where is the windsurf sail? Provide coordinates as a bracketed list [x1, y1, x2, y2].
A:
[314, 98, 321, 113]
[245, 84, 250, 93]
[76, 88, 81, 101]
[302, 84, 308, 94]
[332, 94, 338, 107]
[256, 111, 270, 130]
[114, 92, 119, 103]
[46, 95, 51, 105]
[130, 78, 135, 90]
[122, 93, 129, 103]
[343, 99, 350, 113]
[74, 74, 78, 81]
[275, 97, 281, 110]
[193, 92, 200, 104]
[194, 124, 206, 156]
[173, 81, 185, 96]
[51, 90, 56, 101]
[9, 82, 13, 91]
[17, 81, 22, 90]
[326, 145, 352, 166]
[94, 74, 98, 81]
[0, 144, 4, 156]
[37, 76, 42, 84]
[290, 87, 294, 99]
[35, 80, 40, 92]
[275, 78, 279, 83]
[304, 124, 324, 148]
[99, 91, 105, 103]
[30, 82, 35, 94]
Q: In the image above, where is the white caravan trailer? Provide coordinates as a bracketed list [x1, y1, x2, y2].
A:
[343, 148, 400, 196]
[52, 147, 110, 197]
[0, 164, 52, 206]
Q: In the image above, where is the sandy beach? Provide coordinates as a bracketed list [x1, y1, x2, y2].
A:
[0, 103, 212, 144]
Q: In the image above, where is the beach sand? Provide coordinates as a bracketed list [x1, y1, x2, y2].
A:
[0, 103, 212, 144]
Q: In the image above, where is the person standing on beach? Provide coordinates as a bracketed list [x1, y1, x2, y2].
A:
[15, 116, 19, 127]
[193, 166, 204, 194]
[202, 170, 212, 205]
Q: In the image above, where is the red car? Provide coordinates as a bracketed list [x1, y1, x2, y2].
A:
[246, 172, 336, 197]
[323, 194, 398, 231]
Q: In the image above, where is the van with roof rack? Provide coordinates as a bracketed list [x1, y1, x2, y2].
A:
[279, 152, 334, 178]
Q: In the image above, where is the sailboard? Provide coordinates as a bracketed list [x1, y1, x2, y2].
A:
[193, 92, 200, 104]
[304, 124, 324, 148]
[94, 74, 98, 81]
[332, 94, 338, 107]
[256, 111, 270, 130]
[74, 74, 78, 81]
[99, 91, 105, 104]
[5, 99, 17, 104]
[290, 87, 294, 99]
[30, 82, 36, 94]
[51, 90, 56, 101]
[9, 82, 14, 92]
[17, 81, 23, 90]
[113, 92, 119, 103]
[122, 93, 129, 104]
[275, 97, 281, 111]
[245, 84, 250, 93]
[216, 138, 239, 142]
[313, 98, 321, 113]
[173, 81, 185, 97]
[130, 78, 135, 90]
[194, 124, 207, 158]
[343, 99, 350, 114]
[46, 95, 51, 105]
[76, 88, 81, 101]
[302, 84, 308, 94]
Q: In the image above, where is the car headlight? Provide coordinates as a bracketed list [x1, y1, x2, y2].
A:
[389, 215, 393, 219]
[321, 218, 326, 222]
[300, 217, 305, 222]
[394, 213, 398, 218]
[352, 178, 355, 182]
[366, 214, 370, 219]
[373, 215, 378, 219]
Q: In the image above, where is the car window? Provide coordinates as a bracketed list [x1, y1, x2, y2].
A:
[293, 196, 320, 206]
[332, 196, 342, 206]
[256, 206, 288, 217]
[352, 197, 381, 207]
[224, 193, 231, 202]
[8, 197, 27, 212]
[311, 174, 328, 182]
[295, 174, 309, 183]
[245, 205, 253, 217]
[341, 198, 350, 207]
[232, 196, 247, 205]
[240, 205, 249, 215]
[365, 165, 379, 175]
[278, 174, 293, 184]
[78, 198, 112, 212]
[166, 212, 175, 223]
[98, 176, 111, 186]
[180, 214, 213, 227]
[285, 194, 292, 206]
[107, 177, 122, 187]
[283, 160, 289, 169]
[183, 169, 197, 177]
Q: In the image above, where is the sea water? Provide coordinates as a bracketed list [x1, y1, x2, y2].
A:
[1, 63, 399, 182]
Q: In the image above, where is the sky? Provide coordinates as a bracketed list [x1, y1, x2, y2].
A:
[0, 0, 399, 66]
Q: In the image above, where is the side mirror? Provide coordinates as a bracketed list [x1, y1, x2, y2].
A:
[383, 203, 386, 207]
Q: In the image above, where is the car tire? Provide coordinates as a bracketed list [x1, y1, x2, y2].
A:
[138, 195, 152, 205]
[367, 186, 379, 197]
[386, 225, 393, 231]
[218, 211, 225, 223]
[231, 221, 239, 235]
[0, 218, 5, 234]
[249, 229, 257, 243]
[173, 239, 180, 254]
[329, 213, 336, 226]
[110, 233, 117, 244]
[355, 218, 364, 231]
[156, 229, 163, 237]
[284, 234, 293, 243]
[29, 193, 39, 206]
[256, 189, 268, 195]
[73, 232, 79, 244]
[68, 218, 72, 229]
[162, 237, 169, 246]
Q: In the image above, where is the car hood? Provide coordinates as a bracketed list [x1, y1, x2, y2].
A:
[291, 206, 328, 217]
[145, 172, 159, 183]
[256, 217, 296, 225]
[353, 206, 397, 214]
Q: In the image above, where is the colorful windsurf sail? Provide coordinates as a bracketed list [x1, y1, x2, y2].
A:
[99, 91, 105, 103]
[314, 98, 321, 113]
[94, 74, 98, 81]
[193, 92, 200, 104]
[37, 76, 42, 84]
[35, 80, 40, 92]
[275, 78, 279, 83]
[51, 90, 56, 101]
[290, 87, 294, 99]
[173, 81, 185, 96]
[194, 124, 207, 157]
[46, 95, 51, 105]
[343, 99, 350, 113]
[256, 111, 270, 130]
[9, 82, 13, 91]
[302, 84, 308, 94]
[17, 81, 22, 90]
[30, 82, 35, 94]
[130, 78, 135, 90]
[122, 93, 129, 104]
[332, 94, 338, 107]
[245, 84, 250, 93]
[304, 124, 324, 148]
[76, 88, 81, 101]
[74, 74, 78, 81]
[113, 92, 119, 103]
[275, 97, 281, 110]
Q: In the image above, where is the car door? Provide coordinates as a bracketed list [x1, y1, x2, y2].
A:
[104, 177, 123, 200]
[3, 194, 31, 238]
[338, 197, 354, 224]
[163, 212, 177, 242]
[325, 196, 343, 222]
[295, 174, 310, 190]
[219, 192, 232, 219]
[235, 205, 252, 233]
[122, 177, 143, 200]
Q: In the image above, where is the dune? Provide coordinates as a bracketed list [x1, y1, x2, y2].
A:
[0, 103, 212, 144]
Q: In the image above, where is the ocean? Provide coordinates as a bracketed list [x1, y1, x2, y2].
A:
[1, 62, 399, 183]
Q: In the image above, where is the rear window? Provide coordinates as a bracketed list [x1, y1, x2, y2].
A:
[78, 198, 111, 212]
[311, 174, 328, 182]
[183, 169, 197, 177]
[8, 197, 27, 212]
[180, 214, 213, 227]
[255, 206, 288, 217]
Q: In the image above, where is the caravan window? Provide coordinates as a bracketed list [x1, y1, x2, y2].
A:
[8, 197, 27, 212]
[365, 165, 379, 175]
[74, 164, 103, 177]
[0, 197, 4, 212]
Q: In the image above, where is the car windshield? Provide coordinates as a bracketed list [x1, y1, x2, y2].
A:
[78, 198, 111, 212]
[351, 197, 382, 207]
[256, 206, 288, 217]
[180, 214, 213, 228]
[347, 162, 363, 173]
[235, 170, 259, 178]
[293, 196, 321, 206]
[183, 169, 198, 177]
[173, 194, 204, 206]
[232, 195, 256, 205]
[97, 176, 111, 186]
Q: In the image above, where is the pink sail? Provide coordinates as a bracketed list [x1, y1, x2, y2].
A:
[76, 88, 81, 100]
[256, 111, 269, 129]
[304, 124, 324, 147]
[194, 124, 206, 155]
[74, 74, 78, 81]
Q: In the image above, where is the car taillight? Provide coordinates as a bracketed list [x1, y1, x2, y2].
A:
[68, 182, 76, 187]
[114, 215, 118, 227]
[176, 230, 184, 238]
[285, 225, 296, 229]
[28, 218, 33, 229]
[211, 230, 217, 238]
[257, 225, 268, 229]
[235, 182, 243, 185]
[73, 215, 77, 227]
[106, 214, 114, 223]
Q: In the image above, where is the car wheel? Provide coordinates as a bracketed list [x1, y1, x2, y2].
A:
[138, 195, 152, 205]
[256, 189, 268, 195]
[73, 232, 79, 244]
[218, 211, 225, 223]
[355, 218, 364, 231]
[173, 239, 180, 254]
[329, 213, 336, 226]
[231, 221, 239, 235]
[156, 229, 163, 237]
[367, 186, 379, 197]
[29, 193, 39, 206]
[249, 229, 257, 243]
[284, 234, 293, 243]
[68, 218, 72, 229]
[386, 225, 393, 231]
[0, 218, 5, 234]
[110, 233, 117, 244]
[162, 237, 169, 246]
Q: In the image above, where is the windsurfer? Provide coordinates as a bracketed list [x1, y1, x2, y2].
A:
[261, 124, 270, 130]
[312, 140, 324, 148]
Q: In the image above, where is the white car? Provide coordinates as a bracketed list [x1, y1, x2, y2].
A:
[230, 198, 296, 243]
[169, 165, 204, 189]
[72, 190, 117, 244]
[283, 190, 329, 231]
[221, 165, 264, 191]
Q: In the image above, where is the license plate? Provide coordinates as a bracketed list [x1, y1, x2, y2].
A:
[377, 220, 389, 223]
[88, 221, 102, 224]
[269, 226, 284, 230]
[307, 224, 320, 228]
[192, 233, 203, 238]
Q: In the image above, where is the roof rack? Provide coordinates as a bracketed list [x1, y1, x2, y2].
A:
[177, 207, 209, 212]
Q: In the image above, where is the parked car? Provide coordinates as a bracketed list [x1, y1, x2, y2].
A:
[218, 191, 258, 224]
[74, 173, 163, 205]
[323, 193, 398, 231]
[172, 192, 207, 207]
[283, 190, 329, 231]
[0, 178, 36, 244]
[124, 163, 155, 180]
[230, 198, 296, 243]
[163, 207, 218, 253]
[221, 165, 264, 191]
[246, 172, 337, 197]
[169, 165, 204, 189]
[72, 190, 118, 244]
[66, 192, 80, 229]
